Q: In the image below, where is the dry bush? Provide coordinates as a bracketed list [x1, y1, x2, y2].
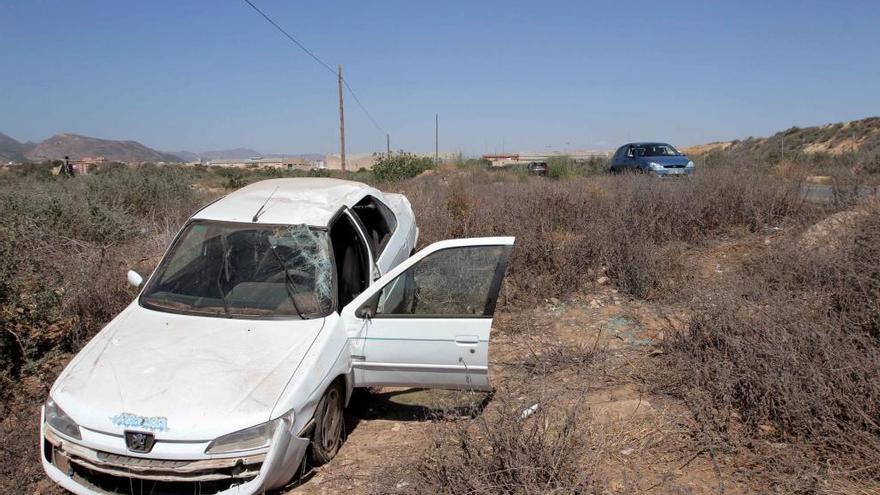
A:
[0, 167, 207, 391]
[659, 202, 880, 491]
[396, 391, 608, 495]
[392, 166, 810, 302]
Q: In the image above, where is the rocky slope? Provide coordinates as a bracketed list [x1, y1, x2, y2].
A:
[684, 116, 880, 157]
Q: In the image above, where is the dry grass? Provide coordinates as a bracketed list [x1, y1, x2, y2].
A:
[656, 200, 880, 492]
[391, 165, 813, 301]
[399, 390, 608, 495]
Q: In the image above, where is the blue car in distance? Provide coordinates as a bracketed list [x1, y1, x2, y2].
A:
[609, 142, 695, 176]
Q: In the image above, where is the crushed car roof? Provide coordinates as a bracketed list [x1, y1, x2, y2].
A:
[193, 178, 383, 226]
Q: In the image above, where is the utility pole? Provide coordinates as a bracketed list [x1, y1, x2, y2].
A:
[386, 133, 391, 156]
[337, 64, 346, 177]
[434, 113, 439, 164]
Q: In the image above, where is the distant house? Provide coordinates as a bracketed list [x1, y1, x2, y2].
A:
[482, 154, 520, 167]
[69, 156, 106, 174]
[323, 153, 379, 171]
[482, 150, 611, 167]
[207, 157, 315, 170]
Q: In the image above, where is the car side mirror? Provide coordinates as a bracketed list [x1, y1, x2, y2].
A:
[356, 305, 375, 319]
[127, 270, 144, 288]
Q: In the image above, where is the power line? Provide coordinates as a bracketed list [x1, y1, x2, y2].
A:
[242, 0, 385, 134]
[242, 0, 335, 75]
[341, 78, 384, 133]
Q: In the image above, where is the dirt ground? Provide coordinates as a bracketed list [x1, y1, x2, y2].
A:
[282, 287, 748, 494]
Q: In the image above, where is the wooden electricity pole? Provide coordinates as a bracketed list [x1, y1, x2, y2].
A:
[337, 64, 346, 177]
[434, 113, 439, 164]
[386, 133, 391, 156]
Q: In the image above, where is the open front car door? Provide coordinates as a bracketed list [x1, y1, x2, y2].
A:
[341, 237, 514, 390]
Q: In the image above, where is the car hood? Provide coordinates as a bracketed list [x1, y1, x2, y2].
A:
[51, 302, 325, 441]
[638, 155, 690, 166]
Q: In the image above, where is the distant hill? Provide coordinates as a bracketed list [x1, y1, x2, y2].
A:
[0, 133, 36, 163]
[684, 116, 880, 157]
[167, 150, 199, 162]
[23, 133, 182, 163]
[27, 134, 184, 163]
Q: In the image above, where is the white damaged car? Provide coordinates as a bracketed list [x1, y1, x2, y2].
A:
[41, 178, 514, 494]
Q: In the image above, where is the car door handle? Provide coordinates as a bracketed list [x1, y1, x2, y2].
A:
[454, 335, 480, 346]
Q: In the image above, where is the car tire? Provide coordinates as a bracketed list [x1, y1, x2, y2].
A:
[311, 381, 345, 465]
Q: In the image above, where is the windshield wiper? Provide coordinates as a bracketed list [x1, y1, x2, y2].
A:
[266, 239, 305, 319]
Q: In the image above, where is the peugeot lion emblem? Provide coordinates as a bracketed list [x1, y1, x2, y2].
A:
[125, 431, 155, 453]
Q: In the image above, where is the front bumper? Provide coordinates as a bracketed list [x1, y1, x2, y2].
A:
[653, 167, 694, 177]
[40, 408, 310, 495]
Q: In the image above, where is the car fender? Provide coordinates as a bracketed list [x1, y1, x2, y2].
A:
[269, 313, 352, 420]
[261, 312, 352, 489]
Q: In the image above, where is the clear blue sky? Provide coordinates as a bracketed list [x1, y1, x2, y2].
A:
[2, 1, 879, 155]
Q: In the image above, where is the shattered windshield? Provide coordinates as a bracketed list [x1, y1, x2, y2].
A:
[141, 221, 333, 318]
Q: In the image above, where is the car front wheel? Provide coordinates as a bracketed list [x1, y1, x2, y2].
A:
[311, 381, 344, 464]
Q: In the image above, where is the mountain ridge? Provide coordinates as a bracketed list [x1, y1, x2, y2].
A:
[3, 133, 184, 163]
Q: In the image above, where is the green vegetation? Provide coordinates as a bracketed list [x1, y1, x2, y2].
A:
[546, 155, 608, 179]
[371, 152, 434, 182]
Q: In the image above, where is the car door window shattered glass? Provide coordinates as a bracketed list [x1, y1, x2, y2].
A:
[375, 246, 505, 316]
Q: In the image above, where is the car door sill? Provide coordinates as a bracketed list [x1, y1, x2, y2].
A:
[353, 362, 488, 374]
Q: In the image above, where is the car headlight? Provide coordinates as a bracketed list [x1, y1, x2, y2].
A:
[205, 410, 294, 454]
[686, 160, 695, 168]
[45, 398, 82, 440]
[649, 162, 663, 170]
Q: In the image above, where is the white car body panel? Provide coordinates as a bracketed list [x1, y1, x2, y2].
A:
[378, 192, 418, 269]
[51, 302, 326, 442]
[41, 178, 511, 494]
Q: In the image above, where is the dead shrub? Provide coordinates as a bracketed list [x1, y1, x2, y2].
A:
[0, 170, 206, 392]
[390, 166, 810, 303]
[391, 389, 608, 495]
[659, 202, 880, 490]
